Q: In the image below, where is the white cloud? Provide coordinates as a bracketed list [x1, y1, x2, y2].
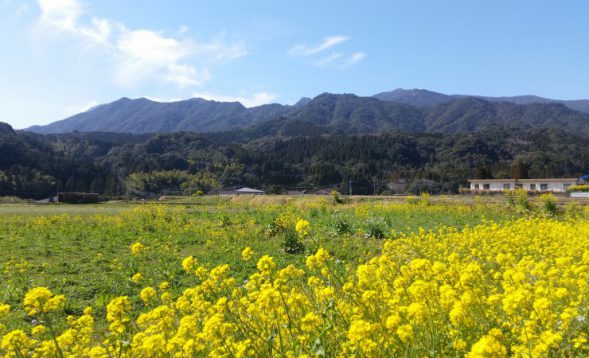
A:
[79, 17, 112, 45]
[35, 0, 247, 88]
[339, 52, 366, 69]
[38, 0, 82, 31]
[288, 34, 365, 69]
[192, 91, 277, 107]
[117, 29, 186, 65]
[288, 35, 348, 56]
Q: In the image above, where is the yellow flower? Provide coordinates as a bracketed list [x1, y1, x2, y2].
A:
[140, 287, 157, 304]
[161, 292, 172, 303]
[295, 219, 310, 238]
[23, 287, 63, 316]
[31, 325, 46, 336]
[306, 247, 331, 270]
[396, 324, 413, 343]
[88, 346, 109, 358]
[1, 330, 32, 354]
[407, 302, 428, 324]
[159, 281, 170, 290]
[453, 339, 467, 350]
[467, 329, 507, 357]
[300, 312, 321, 332]
[347, 319, 378, 354]
[385, 314, 401, 331]
[0, 304, 10, 315]
[256, 255, 276, 275]
[132, 272, 143, 283]
[43, 294, 65, 312]
[181, 256, 196, 273]
[241, 246, 254, 261]
[129, 241, 145, 255]
[106, 296, 130, 335]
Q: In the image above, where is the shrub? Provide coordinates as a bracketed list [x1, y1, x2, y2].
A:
[364, 217, 387, 239]
[419, 192, 430, 206]
[332, 214, 353, 236]
[539, 193, 558, 216]
[506, 188, 533, 214]
[565, 200, 583, 220]
[282, 229, 304, 254]
[331, 190, 345, 204]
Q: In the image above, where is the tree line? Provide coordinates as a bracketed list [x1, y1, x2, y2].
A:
[1, 125, 588, 198]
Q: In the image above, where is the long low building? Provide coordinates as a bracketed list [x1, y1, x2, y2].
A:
[467, 178, 578, 193]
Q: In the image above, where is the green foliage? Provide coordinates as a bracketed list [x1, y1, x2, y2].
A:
[516, 189, 533, 214]
[565, 200, 583, 220]
[0, 167, 56, 198]
[2, 118, 589, 197]
[506, 189, 533, 214]
[331, 214, 354, 236]
[126, 170, 220, 196]
[419, 192, 431, 206]
[539, 193, 558, 216]
[364, 217, 388, 239]
[331, 190, 344, 204]
[281, 230, 305, 254]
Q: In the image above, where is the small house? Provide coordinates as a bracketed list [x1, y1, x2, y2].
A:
[234, 187, 265, 195]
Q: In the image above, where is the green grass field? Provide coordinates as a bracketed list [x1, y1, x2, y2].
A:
[0, 196, 510, 313]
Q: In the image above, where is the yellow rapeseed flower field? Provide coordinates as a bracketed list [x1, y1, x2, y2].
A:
[0, 202, 588, 356]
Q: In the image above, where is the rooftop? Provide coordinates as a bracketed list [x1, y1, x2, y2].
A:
[235, 187, 265, 193]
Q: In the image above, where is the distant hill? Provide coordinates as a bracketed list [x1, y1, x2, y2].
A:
[28, 97, 294, 134]
[373, 89, 452, 107]
[27, 91, 589, 137]
[424, 98, 589, 134]
[0, 122, 15, 136]
[287, 93, 425, 133]
[374, 88, 589, 113]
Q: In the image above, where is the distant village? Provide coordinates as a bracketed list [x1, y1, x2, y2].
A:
[38, 175, 589, 204]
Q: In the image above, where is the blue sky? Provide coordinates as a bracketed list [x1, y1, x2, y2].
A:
[1, 0, 588, 128]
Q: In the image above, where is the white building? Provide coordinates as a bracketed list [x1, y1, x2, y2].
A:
[467, 178, 578, 193]
[234, 187, 265, 195]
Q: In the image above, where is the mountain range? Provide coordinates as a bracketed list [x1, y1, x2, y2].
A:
[27, 89, 589, 137]
[373, 88, 589, 113]
[4, 88, 589, 197]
